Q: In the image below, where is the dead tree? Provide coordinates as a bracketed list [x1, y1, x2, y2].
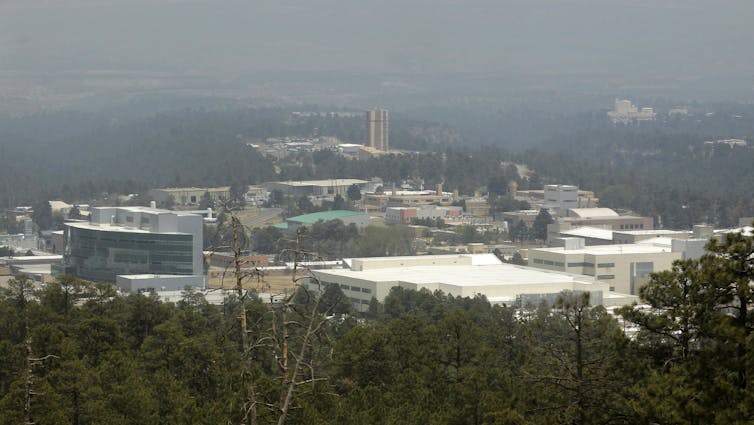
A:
[209, 204, 334, 425]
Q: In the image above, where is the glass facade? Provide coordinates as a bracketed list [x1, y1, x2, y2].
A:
[66, 226, 194, 282]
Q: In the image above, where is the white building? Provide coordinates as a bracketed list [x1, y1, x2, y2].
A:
[528, 237, 705, 295]
[608, 99, 656, 124]
[543, 185, 579, 214]
[310, 254, 637, 312]
[116, 274, 206, 293]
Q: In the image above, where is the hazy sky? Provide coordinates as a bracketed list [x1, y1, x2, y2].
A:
[2, 0, 754, 79]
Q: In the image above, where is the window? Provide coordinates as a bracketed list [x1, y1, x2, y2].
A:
[597, 262, 615, 268]
[190, 195, 197, 203]
[533, 258, 544, 264]
[597, 274, 615, 280]
[543, 260, 554, 266]
[340, 284, 349, 291]
[361, 288, 372, 294]
[126, 216, 134, 222]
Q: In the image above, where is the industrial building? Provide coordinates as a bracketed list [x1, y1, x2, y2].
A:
[148, 186, 268, 206]
[551, 208, 653, 232]
[262, 179, 372, 198]
[310, 254, 637, 312]
[58, 206, 204, 283]
[364, 185, 454, 212]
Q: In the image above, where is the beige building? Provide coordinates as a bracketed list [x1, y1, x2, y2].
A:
[465, 198, 491, 217]
[528, 238, 683, 295]
[366, 109, 389, 151]
[310, 254, 637, 312]
[149, 186, 268, 206]
[365, 188, 454, 212]
[263, 179, 370, 198]
[149, 187, 230, 206]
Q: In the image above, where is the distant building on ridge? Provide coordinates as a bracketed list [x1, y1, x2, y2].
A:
[607, 99, 655, 124]
[366, 109, 389, 151]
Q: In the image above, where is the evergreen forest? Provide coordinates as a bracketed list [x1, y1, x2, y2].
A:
[2, 228, 754, 424]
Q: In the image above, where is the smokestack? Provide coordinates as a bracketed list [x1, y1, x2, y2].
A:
[436, 183, 443, 196]
[207, 208, 213, 219]
[149, 201, 157, 209]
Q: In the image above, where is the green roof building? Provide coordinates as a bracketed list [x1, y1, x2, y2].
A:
[284, 210, 370, 232]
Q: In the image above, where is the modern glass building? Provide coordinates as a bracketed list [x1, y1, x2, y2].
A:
[60, 207, 203, 283]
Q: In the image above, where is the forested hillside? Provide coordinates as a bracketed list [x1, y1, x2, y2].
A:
[2, 104, 754, 227]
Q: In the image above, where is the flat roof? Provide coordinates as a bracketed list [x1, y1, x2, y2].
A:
[66, 222, 190, 235]
[287, 210, 366, 224]
[117, 274, 204, 280]
[103, 206, 198, 217]
[559, 226, 613, 240]
[270, 179, 368, 187]
[715, 226, 754, 237]
[532, 243, 675, 255]
[154, 186, 231, 192]
[314, 254, 599, 288]
[2, 255, 63, 262]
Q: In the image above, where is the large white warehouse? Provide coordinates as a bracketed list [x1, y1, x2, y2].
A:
[311, 254, 636, 312]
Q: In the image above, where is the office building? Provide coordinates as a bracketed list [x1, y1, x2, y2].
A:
[366, 109, 389, 151]
[527, 237, 705, 295]
[59, 206, 204, 283]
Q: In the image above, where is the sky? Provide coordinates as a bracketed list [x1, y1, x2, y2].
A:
[2, 0, 754, 78]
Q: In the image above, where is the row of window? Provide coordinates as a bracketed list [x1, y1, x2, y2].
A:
[619, 223, 644, 230]
[532, 258, 565, 267]
[339, 284, 371, 294]
[567, 262, 594, 268]
[596, 275, 615, 280]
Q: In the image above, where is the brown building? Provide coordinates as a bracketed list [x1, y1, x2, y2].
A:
[366, 109, 389, 151]
[464, 198, 491, 217]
